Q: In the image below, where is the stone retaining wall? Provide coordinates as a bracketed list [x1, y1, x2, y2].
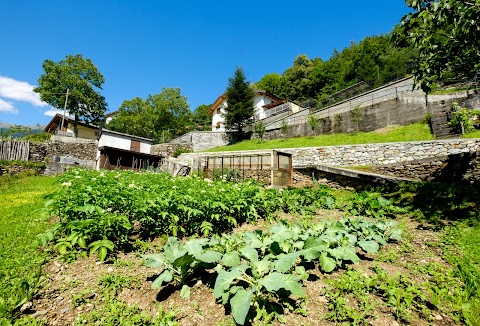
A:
[151, 143, 193, 158]
[372, 151, 480, 185]
[29, 139, 98, 173]
[170, 131, 234, 151]
[280, 139, 480, 167]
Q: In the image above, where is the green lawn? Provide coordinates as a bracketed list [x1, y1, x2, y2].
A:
[206, 123, 435, 152]
[0, 175, 58, 321]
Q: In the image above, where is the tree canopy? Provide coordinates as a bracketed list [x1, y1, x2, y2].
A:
[394, 0, 480, 92]
[224, 67, 255, 140]
[107, 87, 192, 143]
[34, 54, 107, 134]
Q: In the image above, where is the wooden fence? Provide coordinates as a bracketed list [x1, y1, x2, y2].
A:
[0, 138, 29, 161]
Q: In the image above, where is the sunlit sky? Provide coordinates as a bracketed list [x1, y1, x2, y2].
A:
[0, 1, 410, 127]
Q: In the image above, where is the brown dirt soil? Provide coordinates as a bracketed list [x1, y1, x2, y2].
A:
[21, 215, 461, 326]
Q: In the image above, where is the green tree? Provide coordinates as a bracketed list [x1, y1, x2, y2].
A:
[255, 73, 288, 98]
[107, 88, 191, 142]
[224, 67, 255, 140]
[394, 0, 480, 92]
[193, 104, 213, 130]
[34, 54, 107, 136]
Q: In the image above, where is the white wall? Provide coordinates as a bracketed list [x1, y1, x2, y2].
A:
[211, 99, 227, 132]
[98, 133, 151, 154]
[211, 94, 275, 131]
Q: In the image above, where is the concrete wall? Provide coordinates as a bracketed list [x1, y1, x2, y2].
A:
[262, 76, 470, 139]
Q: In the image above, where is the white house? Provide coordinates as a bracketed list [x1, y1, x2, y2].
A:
[208, 90, 302, 132]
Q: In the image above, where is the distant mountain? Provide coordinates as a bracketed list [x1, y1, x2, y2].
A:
[0, 121, 45, 130]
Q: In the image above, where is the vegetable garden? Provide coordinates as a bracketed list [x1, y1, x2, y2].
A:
[2, 168, 479, 325]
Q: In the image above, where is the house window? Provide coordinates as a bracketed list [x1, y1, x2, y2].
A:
[130, 140, 140, 152]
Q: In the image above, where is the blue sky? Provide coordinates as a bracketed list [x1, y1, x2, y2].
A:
[0, 1, 410, 127]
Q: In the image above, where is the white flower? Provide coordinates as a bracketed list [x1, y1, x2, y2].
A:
[91, 178, 97, 181]
[128, 183, 135, 188]
[74, 175, 81, 179]
[62, 182, 72, 187]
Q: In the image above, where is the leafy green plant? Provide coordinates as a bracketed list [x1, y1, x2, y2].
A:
[344, 191, 406, 218]
[307, 114, 319, 135]
[172, 147, 191, 158]
[145, 218, 402, 324]
[253, 120, 266, 140]
[211, 167, 241, 182]
[448, 102, 480, 135]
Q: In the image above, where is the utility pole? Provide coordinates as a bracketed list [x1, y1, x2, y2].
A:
[60, 89, 70, 131]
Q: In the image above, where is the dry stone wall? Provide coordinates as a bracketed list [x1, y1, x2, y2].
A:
[151, 143, 193, 158]
[372, 151, 480, 185]
[169, 131, 234, 151]
[29, 139, 98, 173]
[279, 139, 480, 167]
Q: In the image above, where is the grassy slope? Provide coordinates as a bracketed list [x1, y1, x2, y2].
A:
[0, 175, 58, 321]
[207, 123, 435, 152]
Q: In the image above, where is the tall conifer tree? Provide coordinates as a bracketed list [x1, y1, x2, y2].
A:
[224, 67, 255, 140]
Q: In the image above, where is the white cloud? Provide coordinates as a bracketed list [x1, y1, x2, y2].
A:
[0, 75, 47, 107]
[44, 108, 65, 117]
[0, 98, 18, 113]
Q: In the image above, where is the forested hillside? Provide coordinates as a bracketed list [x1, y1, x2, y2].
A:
[255, 34, 417, 107]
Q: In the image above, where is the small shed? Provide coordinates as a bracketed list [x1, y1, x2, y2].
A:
[97, 129, 163, 170]
[191, 150, 293, 187]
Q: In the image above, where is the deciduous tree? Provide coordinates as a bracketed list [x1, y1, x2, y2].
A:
[107, 88, 191, 143]
[34, 54, 107, 136]
[394, 0, 480, 92]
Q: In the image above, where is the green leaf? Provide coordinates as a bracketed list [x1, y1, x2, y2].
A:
[184, 238, 207, 257]
[214, 268, 241, 298]
[172, 253, 195, 268]
[197, 250, 222, 263]
[242, 232, 263, 248]
[390, 229, 403, 241]
[270, 223, 294, 242]
[230, 289, 252, 325]
[239, 245, 258, 262]
[151, 270, 173, 289]
[319, 252, 336, 273]
[302, 237, 328, 261]
[222, 251, 241, 267]
[98, 247, 107, 262]
[180, 285, 191, 299]
[358, 240, 380, 254]
[143, 254, 166, 269]
[252, 259, 271, 278]
[274, 252, 299, 273]
[294, 266, 309, 281]
[258, 272, 305, 297]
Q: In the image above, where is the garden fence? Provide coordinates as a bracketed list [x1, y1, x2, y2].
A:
[0, 138, 29, 161]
